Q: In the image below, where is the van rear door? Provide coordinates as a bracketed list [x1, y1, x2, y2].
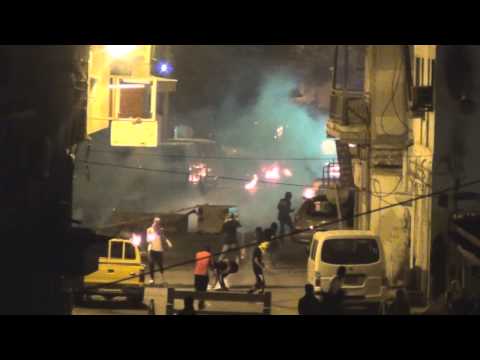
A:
[320, 237, 384, 299]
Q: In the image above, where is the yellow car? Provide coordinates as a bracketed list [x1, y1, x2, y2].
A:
[75, 239, 145, 305]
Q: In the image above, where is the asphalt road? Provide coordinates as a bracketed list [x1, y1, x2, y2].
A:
[73, 264, 307, 315]
[72, 230, 406, 316]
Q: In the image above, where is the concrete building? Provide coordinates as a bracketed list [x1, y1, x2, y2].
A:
[87, 45, 177, 144]
[327, 45, 480, 306]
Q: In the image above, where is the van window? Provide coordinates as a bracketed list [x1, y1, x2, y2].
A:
[110, 242, 123, 259]
[124, 243, 136, 260]
[322, 238, 380, 265]
[310, 240, 319, 261]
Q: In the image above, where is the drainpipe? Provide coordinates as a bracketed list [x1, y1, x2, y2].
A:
[366, 147, 372, 230]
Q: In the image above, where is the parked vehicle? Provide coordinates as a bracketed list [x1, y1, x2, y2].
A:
[74, 239, 145, 305]
[307, 230, 388, 310]
[293, 194, 340, 245]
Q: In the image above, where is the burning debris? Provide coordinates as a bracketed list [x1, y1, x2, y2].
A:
[263, 164, 281, 182]
[303, 187, 316, 200]
[274, 126, 285, 140]
[130, 233, 142, 247]
[245, 174, 259, 193]
[283, 168, 293, 177]
[244, 164, 295, 194]
[188, 163, 210, 184]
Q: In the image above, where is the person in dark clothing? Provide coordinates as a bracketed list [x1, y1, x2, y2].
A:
[277, 192, 295, 244]
[298, 284, 322, 315]
[248, 242, 268, 294]
[177, 297, 196, 315]
[212, 259, 239, 291]
[324, 266, 347, 315]
[219, 214, 242, 261]
[388, 289, 411, 315]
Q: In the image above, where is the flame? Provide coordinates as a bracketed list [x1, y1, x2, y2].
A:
[303, 187, 316, 199]
[264, 165, 281, 181]
[275, 126, 285, 140]
[189, 163, 208, 184]
[283, 168, 293, 177]
[245, 174, 258, 192]
[130, 233, 142, 247]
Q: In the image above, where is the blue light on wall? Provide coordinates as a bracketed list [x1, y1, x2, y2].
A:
[154, 60, 174, 76]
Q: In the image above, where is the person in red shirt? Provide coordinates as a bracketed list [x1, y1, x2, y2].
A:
[194, 245, 214, 310]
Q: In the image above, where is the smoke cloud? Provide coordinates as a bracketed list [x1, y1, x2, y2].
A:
[73, 61, 336, 234]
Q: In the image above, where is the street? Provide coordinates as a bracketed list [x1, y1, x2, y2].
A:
[74, 265, 307, 315]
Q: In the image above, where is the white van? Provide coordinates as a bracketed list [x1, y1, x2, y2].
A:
[307, 230, 387, 308]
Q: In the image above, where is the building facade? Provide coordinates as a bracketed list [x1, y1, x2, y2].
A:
[326, 45, 480, 306]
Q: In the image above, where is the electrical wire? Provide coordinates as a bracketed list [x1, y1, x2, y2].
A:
[84, 177, 480, 291]
[379, 55, 410, 137]
[88, 148, 339, 162]
[86, 148, 434, 161]
[77, 159, 307, 188]
[371, 177, 403, 206]
[391, 53, 411, 133]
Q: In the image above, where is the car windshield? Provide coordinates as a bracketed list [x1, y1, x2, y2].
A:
[321, 238, 380, 265]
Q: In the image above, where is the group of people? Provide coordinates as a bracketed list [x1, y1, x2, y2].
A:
[298, 267, 348, 315]
[298, 267, 413, 316]
[147, 191, 300, 314]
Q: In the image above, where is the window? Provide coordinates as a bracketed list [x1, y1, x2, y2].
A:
[333, 46, 366, 91]
[110, 241, 123, 259]
[322, 238, 380, 265]
[119, 81, 152, 119]
[124, 243, 136, 260]
[310, 240, 319, 261]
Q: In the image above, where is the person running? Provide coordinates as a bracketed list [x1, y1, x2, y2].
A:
[147, 217, 172, 286]
[277, 192, 295, 244]
[248, 241, 269, 294]
[194, 245, 214, 310]
[212, 259, 240, 291]
[219, 213, 242, 261]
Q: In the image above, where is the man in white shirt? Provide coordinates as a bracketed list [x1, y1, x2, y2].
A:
[147, 217, 172, 286]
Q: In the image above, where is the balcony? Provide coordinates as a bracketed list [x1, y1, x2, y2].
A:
[327, 89, 370, 145]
